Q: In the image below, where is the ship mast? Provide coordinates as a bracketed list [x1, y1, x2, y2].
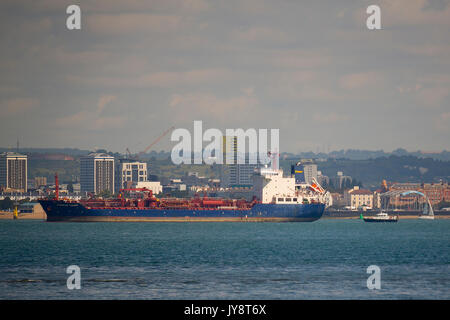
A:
[55, 172, 59, 201]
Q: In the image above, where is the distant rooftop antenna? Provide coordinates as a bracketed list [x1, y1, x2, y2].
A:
[16, 139, 19, 153]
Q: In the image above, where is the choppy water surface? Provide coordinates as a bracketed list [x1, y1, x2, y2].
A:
[0, 219, 448, 299]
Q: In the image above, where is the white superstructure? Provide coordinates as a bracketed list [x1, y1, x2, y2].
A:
[253, 166, 329, 205]
[253, 167, 295, 203]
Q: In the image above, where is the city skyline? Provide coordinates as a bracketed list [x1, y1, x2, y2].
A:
[1, 1, 449, 153]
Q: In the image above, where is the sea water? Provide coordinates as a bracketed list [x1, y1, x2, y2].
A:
[0, 219, 448, 299]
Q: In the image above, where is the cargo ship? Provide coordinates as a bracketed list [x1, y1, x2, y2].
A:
[39, 167, 326, 222]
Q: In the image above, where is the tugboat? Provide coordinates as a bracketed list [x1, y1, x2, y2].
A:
[363, 211, 398, 223]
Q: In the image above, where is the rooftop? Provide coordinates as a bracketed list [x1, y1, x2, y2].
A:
[349, 189, 373, 195]
[82, 152, 114, 158]
[0, 152, 27, 158]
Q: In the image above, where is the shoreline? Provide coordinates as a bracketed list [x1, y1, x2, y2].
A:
[322, 215, 449, 220]
[0, 211, 46, 220]
[1, 211, 448, 221]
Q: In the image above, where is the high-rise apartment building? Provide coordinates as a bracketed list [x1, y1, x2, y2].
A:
[80, 153, 115, 195]
[0, 152, 28, 192]
[220, 136, 257, 188]
[303, 164, 318, 184]
[115, 159, 148, 191]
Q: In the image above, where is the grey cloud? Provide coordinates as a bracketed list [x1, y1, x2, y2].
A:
[0, 0, 449, 153]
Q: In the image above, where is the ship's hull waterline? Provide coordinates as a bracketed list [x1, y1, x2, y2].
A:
[39, 200, 325, 223]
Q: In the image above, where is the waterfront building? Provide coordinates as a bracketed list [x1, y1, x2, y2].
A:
[71, 183, 81, 195]
[390, 182, 421, 192]
[330, 192, 346, 207]
[34, 176, 47, 189]
[115, 159, 148, 191]
[17, 202, 46, 219]
[421, 182, 450, 205]
[386, 181, 450, 206]
[80, 153, 115, 195]
[0, 152, 28, 193]
[135, 181, 162, 195]
[388, 182, 423, 207]
[344, 186, 374, 209]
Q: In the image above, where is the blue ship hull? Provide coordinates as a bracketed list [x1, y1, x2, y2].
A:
[39, 200, 325, 222]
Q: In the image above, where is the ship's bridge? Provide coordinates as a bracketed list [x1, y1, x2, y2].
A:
[274, 196, 302, 204]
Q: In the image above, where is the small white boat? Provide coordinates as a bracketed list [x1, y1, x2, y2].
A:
[363, 212, 398, 223]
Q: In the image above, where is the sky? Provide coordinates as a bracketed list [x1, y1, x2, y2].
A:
[0, 0, 449, 154]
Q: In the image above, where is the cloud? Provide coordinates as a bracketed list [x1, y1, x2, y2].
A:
[352, 0, 450, 27]
[312, 112, 349, 124]
[49, 48, 113, 67]
[0, 0, 210, 14]
[436, 112, 450, 132]
[168, 92, 259, 124]
[0, 0, 449, 152]
[265, 70, 342, 102]
[97, 95, 117, 114]
[0, 86, 20, 95]
[399, 44, 450, 58]
[55, 95, 125, 130]
[94, 115, 126, 128]
[66, 68, 234, 88]
[56, 111, 126, 130]
[83, 0, 210, 13]
[0, 98, 39, 116]
[380, 0, 450, 26]
[86, 14, 182, 35]
[416, 87, 450, 107]
[339, 72, 383, 90]
[14, 17, 52, 35]
[414, 74, 450, 107]
[231, 26, 292, 44]
[269, 50, 331, 69]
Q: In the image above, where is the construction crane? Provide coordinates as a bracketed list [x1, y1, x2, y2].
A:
[126, 126, 175, 160]
[125, 148, 132, 159]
